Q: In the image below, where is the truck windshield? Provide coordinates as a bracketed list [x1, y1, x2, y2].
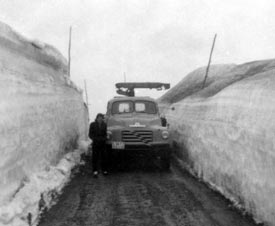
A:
[112, 101, 157, 114]
[112, 101, 134, 114]
[135, 101, 157, 114]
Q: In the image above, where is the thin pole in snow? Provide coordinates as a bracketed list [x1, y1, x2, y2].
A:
[84, 79, 90, 121]
[202, 34, 217, 89]
[124, 72, 126, 82]
[68, 26, 72, 77]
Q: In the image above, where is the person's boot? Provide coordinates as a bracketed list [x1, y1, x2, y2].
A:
[93, 171, 98, 178]
[103, 171, 108, 176]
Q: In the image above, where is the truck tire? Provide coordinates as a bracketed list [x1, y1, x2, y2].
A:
[160, 155, 170, 170]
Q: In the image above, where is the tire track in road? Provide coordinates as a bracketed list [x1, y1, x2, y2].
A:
[111, 173, 167, 226]
[141, 172, 220, 226]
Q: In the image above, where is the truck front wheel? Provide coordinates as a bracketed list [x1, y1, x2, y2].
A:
[160, 149, 171, 170]
[160, 157, 170, 170]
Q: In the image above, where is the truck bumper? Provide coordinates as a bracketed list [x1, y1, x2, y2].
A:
[106, 142, 170, 151]
[106, 142, 171, 160]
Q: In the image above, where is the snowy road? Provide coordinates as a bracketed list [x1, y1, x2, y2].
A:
[38, 157, 258, 226]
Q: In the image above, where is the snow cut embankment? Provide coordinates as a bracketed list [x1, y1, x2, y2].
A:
[0, 22, 89, 225]
[159, 59, 275, 226]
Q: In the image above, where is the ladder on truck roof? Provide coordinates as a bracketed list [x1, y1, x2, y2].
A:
[115, 82, 170, 97]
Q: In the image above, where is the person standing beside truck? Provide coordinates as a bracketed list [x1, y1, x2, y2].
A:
[89, 113, 108, 177]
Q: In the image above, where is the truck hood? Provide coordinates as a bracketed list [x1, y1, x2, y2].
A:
[107, 114, 162, 128]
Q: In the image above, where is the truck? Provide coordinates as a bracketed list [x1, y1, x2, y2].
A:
[105, 82, 171, 170]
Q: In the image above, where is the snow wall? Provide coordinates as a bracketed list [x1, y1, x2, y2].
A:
[0, 22, 88, 206]
[159, 59, 275, 226]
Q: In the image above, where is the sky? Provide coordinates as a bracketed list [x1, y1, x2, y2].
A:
[0, 0, 275, 119]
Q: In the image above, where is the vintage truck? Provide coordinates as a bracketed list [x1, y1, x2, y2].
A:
[105, 82, 171, 169]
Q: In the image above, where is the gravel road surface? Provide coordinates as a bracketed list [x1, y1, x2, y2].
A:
[39, 156, 259, 226]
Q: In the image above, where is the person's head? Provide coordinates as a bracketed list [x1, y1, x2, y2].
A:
[95, 113, 104, 123]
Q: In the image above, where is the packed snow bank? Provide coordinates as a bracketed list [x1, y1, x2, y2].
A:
[159, 59, 275, 226]
[0, 22, 89, 225]
[0, 144, 89, 226]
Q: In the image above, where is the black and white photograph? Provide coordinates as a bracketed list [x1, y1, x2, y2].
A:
[0, 0, 274, 225]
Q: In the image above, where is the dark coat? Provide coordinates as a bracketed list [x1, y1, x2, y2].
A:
[89, 121, 107, 146]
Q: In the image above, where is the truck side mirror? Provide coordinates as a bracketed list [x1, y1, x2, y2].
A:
[161, 116, 167, 127]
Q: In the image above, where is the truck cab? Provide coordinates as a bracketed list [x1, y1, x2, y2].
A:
[105, 82, 171, 169]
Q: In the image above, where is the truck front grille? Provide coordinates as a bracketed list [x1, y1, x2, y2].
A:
[122, 130, 153, 144]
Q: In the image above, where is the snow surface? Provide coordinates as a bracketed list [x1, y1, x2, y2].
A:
[0, 22, 89, 225]
[0, 144, 89, 226]
[159, 59, 275, 226]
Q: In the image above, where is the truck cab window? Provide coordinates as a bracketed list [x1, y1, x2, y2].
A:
[112, 101, 133, 114]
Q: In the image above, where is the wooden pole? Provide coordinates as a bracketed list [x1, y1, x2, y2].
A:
[202, 34, 217, 89]
[68, 26, 72, 77]
[84, 79, 89, 121]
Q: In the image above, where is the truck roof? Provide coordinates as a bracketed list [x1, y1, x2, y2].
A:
[108, 96, 156, 104]
[116, 82, 170, 90]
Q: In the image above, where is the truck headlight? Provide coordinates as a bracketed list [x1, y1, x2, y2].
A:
[162, 131, 169, 139]
[107, 131, 112, 140]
